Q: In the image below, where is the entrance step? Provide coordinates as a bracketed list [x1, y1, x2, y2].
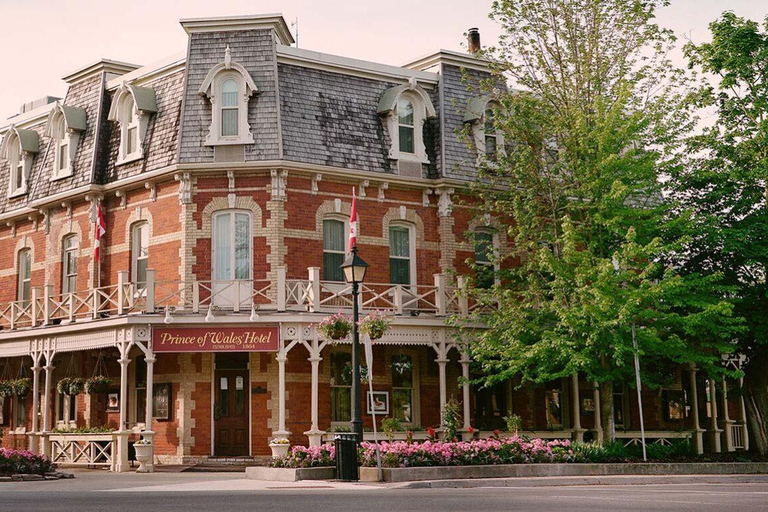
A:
[183, 456, 272, 472]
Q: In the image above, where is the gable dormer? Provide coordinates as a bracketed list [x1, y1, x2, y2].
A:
[107, 83, 157, 165]
[1, 126, 39, 197]
[45, 103, 87, 180]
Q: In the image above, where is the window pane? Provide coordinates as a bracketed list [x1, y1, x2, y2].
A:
[323, 252, 345, 282]
[399, 126, 414, 154]
[391, 355, 413, 388]
[390, 258, 410, 285]
[139, 224, 149, 257]
[475, 232, 493, 264]
[136, 258, 148, 285]
[221, 109, 239, 137]
[222, 79, 239, 107]
[20, 250, 31, 280]
[484, 108, 495, 132]
[234, 213, 251, 280]
[392, 389, 412, 423]
[59, 143, 68, 171]
[15, 163, 23, 190]
[398, 100, 414, 126]
[331, 353, 352, 385]
[127, 127, 137, 154]
[485, 135, 497, 159]
[214, 214, 232, 280]
[323, 220, 345, 252]
[124, 97, 134, 123]
[331, 387, 351, 422]
[389, 227, 410, 257]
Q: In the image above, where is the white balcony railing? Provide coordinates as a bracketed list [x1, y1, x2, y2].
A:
[47, 433, 116, 470]
[0, 267, 491, 331]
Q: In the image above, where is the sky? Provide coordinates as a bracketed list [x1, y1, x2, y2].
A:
[0, 0, 766, 122]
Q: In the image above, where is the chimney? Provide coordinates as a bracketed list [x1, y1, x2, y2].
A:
[468, 28, 481, 54]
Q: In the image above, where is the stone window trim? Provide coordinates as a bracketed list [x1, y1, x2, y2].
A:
[198, 46, 259, 147]
[130, 221, 150, 295]
[61, 233, 79, 295]
[107, 82, 158, 166]
[0, 125, 39, 197]
[45, 102, 86, 181]
[322, 215, 350, 283]
[378, 77, 436, 164]
[464, 94, 506, 165]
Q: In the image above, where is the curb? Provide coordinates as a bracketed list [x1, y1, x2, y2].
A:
[399, 473, 768, 489]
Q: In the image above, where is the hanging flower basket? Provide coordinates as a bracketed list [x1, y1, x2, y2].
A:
[57, 378, 71, 396]
[58, 377, 85, 396]
[86, 376, 112, 395]
[390, 355, 413, 375]
[317, 312, 353, 341]
[0, 380, 13, 398]
[343, 362, 370, 384]
[358, 311, 394, 341]
[12, 378, 31, 398]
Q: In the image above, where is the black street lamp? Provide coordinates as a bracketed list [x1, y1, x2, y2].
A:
[340, 244, 368, 442]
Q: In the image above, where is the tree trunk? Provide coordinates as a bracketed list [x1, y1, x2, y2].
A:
[744, 346, 768, 455]
[600, 380, 615, 443]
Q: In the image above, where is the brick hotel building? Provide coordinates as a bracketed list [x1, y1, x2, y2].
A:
[0, 14, 749, 470]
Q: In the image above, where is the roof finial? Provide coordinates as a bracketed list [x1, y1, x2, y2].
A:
[224, 45, 232, 69]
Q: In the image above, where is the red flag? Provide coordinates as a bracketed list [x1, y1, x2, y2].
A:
[348, 189, 358, 253]
[94, 203, 106, 263]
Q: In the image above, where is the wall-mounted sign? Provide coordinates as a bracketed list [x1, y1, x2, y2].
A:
[153, 327, 279, 352]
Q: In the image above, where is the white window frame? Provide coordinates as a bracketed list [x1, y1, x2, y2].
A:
[8, 138, 29, 197]
[212, 210, 253, 281]
[55, 392, 77, 429]
[474, 229, 500, 288]
[50, 114, 78, 180]
[390, 349, 421, 427]
[131, 222, 149, 293]
[17, 248, 32, 304]
[472, 102, 505, 165]
[379, 78, 436, 164]
[388, 222, 417, 288]
[62, 234, 79, 295]
[322, 217, 349, 282]
[329, 349, 353, 427]
[198, 47, 258, 147]
[107, 84, 156, 166]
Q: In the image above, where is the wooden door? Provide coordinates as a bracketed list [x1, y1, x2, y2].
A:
[214, 356, 249, 456]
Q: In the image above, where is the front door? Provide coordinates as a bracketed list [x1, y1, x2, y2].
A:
[214, 353, 249, 456]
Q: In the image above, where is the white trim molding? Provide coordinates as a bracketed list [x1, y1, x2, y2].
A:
[198, 46, 258, 147]
[45, 102, 87, 180]
[107, 82, 158, 165]
[378, 77, 436, 164]
[1, 125, 39, 197]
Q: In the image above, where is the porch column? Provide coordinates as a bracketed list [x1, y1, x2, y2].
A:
[274, 342, 290, 439]
[460, 352, 471, 432]
[142, 351, 156, 473]
[303, 344, 325, 446]
[739, 377, 750, 451]
[41, 358, 55, 457]
[29, 364, 42, 452]
[593, 382, 603, 445]
[114, 353, 131, 472]
[437, 356, 448, 419]
[708, 378, 721, 453]
[571, 374, 584, 442]
[688, 366, 704, 454]
[721, 376, 734, 452]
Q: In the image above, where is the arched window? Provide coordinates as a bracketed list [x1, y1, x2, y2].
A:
[131, 222, 149, 287]
[221, 79, 240, 137]
[389, 225, 415, 286]
[17, 249, 32, 304]
[397, 99, 415, 155]
[45, 103, 85, 180]
[213, 211, 252, 281]
[62, 235, 78, 294]
[474, 231, 495, 289]
[107, 83, 157, 165]
[10, 139, 23, 193]
[323, 219, 346, 282]
[123, 95, 139, 157]
[484, 108, 499, 160]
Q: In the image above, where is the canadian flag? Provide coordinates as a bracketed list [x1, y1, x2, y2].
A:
[348, 189, 358, 253]
[94, 202, 106, 263]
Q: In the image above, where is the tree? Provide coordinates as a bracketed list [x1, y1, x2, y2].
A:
[462, 0, 742, 443]
[671, 12, 768, 454]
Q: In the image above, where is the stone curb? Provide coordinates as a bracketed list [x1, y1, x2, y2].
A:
[399, 474, 768, 489]
[0, 472, 74, 483]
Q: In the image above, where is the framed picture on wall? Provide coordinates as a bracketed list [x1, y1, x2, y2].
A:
[107, 390, 119, 411]
[366, 391, 390, 415]
[152, 383, 172, 421]
[664, 390, 686, 421]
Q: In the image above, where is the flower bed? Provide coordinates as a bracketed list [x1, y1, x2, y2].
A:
[269, 444, 336, 468]
[0, 448, 55, 476]
[359, 437, 574, 468]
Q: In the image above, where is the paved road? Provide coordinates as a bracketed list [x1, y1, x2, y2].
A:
[1, 472, 767, 511]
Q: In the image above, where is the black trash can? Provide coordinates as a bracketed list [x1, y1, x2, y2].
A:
[334, 433, 359, 481]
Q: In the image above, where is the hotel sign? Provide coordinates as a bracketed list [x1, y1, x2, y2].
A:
[153, 327, 279, 352]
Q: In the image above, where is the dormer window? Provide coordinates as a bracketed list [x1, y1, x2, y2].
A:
[1, 126, 39, 197]
[45, 103, 86, 180]
[108, 83, 157, 165]
[378, 77, 437, 165]
[465, 95, 505, 165]
[198, 46, 258, 146]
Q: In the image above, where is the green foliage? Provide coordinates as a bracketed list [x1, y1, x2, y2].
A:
[381, 417, 403, 441]
[441, 397, 462, 441]
[456, 0, 743, 443]
[503, 413, 522, 434]
[571, 439, 695, 462]
[51, 425, 113, 434]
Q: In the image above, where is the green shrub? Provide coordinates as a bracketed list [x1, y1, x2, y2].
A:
[441, 397, 462, 441]
[381, 417, 402, 441]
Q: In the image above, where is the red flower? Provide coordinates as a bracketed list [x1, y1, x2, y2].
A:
[467, 426, 475, 434]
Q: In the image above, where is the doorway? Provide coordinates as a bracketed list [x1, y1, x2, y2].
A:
[213, 352, 250, 456]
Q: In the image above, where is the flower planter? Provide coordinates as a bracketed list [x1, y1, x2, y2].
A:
[133, 444, 154, 473]
[269, 443, 290, 459]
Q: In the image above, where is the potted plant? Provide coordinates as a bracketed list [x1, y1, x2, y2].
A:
[133, 438, 154, 473]
[269, 437, 291, 458]
[86, 376, 112, 395]
[0, 380, 13, 398]
[317, 312, 353, 341]
[12, 378, 31, 398]
[358, 311, 393, 341]
[67, 378, 85, 396]
[381, 417, 402, 442]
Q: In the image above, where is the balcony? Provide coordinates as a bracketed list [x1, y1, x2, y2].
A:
[0, 268, 491, 332]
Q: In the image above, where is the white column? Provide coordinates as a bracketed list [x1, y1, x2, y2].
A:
[709, 378, 721, 453]
[722, 376, 734, 452]
[29, 364, 42, 452]
[571, 374, 584, 442]
[41, 359, 55, 458]
[304, 346, 325, 446]
[739, 377, 750, 451]
[593, 382, 603, 445]
[114, 353, 131, 472]
[274, 341, 290, 438]
[689, 366, 703, 454]
[142, 352, 156, 473]
[460, 352, 471, 432]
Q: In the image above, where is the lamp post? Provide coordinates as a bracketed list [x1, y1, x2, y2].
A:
[341, 244, 369, 442]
